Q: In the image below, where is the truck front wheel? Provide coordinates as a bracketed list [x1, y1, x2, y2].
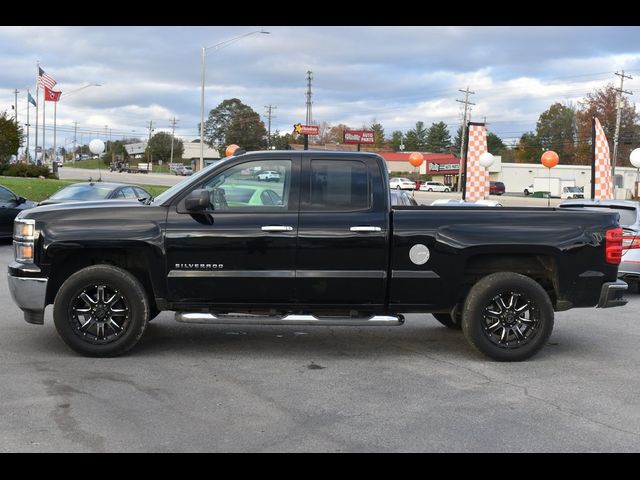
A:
[53, 265, 149, 357]
[461, 272, 554, 361]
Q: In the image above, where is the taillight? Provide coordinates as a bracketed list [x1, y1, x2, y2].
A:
[605, 227, 623, 265]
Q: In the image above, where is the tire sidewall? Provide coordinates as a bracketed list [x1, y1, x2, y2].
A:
[53, 265, 149, 357]
[462, 272, 554, 361]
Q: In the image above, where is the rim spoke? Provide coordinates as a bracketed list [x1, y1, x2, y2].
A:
[110, 308, 127, 316]
[487, 321, 501, 333]
[519, 315, 535, 324]
[499, 327, 508, 343]
[96, 322, 106, 340]
[513, 326, 525, 341]
[106, 292, 123, 307]
[79, 317, 96, 332]
[96, 286, 106, 303]
[75, 308, 91, 313]
[79, 292, 96, 306]
[515, 301, 531, 313]
[108, 318, 123, 332]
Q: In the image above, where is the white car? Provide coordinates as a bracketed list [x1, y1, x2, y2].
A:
[420, 181, 450, 192]
[389, 177, 415, 190]
[257, 170, 281, 181]
[561, 186, 584, 199]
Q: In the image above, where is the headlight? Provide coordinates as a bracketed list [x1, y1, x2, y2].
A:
[13, 218, 35, 241]
[14, 241, 34, 263]
[13, 218, 36, 263]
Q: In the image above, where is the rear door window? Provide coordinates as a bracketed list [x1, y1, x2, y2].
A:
[305, 160, 370, 211]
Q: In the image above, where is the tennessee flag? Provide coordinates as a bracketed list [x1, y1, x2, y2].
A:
[592, 117, 613, 200]
[44, 85, 62, 102]
[464, 123, 489, 202]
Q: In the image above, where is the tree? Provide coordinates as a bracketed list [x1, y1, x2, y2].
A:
[425, 121, 451, 153]
[390, 130, 404, 152]
[270, 130, 295, 150]
[404, 121, 428, 151]
[326, 124, 350, 144]
[534, 102, 576, 164]
[575, 84, 639, 166]
[369, 119, 386, 148]
[452, 126, 464, 155]
[486, 132, 507, 154]
[515, 132, 542, 163]
[203, 98, 267, 154]
[0, 111, 23, 164]
[147, 132, 184, 163]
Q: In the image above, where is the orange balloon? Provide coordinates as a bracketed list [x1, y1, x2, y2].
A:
[225, 144, 240, 157]
[409, 152, 424, 167]
[541, 150, 559, 169]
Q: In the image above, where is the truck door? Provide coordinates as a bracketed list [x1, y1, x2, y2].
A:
[296, 156, 389, 308]
[165, 156, 300, 305]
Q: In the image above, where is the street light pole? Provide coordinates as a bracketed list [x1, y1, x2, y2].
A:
[199, 30, 270, 171]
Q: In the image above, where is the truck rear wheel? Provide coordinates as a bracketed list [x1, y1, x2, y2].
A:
[432, 313, 462, 330]
[461, 272, 554, 361]
[53, 265, 149, 357]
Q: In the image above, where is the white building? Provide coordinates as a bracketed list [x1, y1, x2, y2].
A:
[495, 159, 639, 199]
[123, 141, 221, 162]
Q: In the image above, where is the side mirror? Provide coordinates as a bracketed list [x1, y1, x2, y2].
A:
[16, 196, 26, 205]
[185, 189, 210, 211]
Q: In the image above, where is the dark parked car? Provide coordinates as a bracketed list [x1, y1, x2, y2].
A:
[39, 182, 152, 206]
[489, 181, 505, 195]
[0, 185, 36, 238]
[390, 189, 418, 206]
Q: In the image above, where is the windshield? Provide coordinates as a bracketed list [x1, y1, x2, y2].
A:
[152, 160, 225, 205]
[565, 187, 581, 192]
[50, 185, 113, 200]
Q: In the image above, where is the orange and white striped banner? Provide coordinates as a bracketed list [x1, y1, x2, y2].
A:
[593, 117, 613, 200]
[465, 124, 489, 202]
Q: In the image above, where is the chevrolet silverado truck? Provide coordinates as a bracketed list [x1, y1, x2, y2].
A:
[8, 151, 628, 360]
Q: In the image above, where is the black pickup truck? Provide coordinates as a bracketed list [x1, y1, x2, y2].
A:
[8, 151, 628, 360]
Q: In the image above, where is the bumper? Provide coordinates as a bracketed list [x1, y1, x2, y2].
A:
[596, 280, 628, 308]
[7, 274, 48, 324]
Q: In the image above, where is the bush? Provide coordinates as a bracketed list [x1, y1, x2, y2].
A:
[0, 163, 55, 178]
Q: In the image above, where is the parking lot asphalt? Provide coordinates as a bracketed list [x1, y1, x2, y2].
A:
[1, 241, 639, 452]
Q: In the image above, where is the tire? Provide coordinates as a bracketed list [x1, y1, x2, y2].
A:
[396, 186, 401, 190]
[428, 188, 433, 192]
[461, 272, 554, 361]
[524, 189, 530, 196]
[53, 264, 150, 357]
[432, 312, 462, 330]
[444, 188, 450, 192]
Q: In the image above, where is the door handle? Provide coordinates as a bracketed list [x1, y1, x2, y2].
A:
[350, 226, 382, 232]
[261, 225, 294, 232]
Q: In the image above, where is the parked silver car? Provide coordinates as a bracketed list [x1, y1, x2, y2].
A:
[559, 199, 640, 291]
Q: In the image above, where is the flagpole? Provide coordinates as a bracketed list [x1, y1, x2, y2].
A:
[26, 91, 30, 164]
[42, 96, 46, 164]
[53, 100, 57, 174]
[35, 63, 39, 164]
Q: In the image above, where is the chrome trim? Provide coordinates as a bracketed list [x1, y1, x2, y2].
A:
[392, 270, 440, 279]
[168, 270, 387, 278]
[176, 312, 404, 326]
[579, 270, 604, 277]
[168, 270, 295, 278]
[261, 225, 294, 232]
[7, 275, 48, 312]
[350, 226, 382, 232]
[296, 270, 387, 278]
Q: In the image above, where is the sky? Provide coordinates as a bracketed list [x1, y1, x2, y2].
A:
[1, 26, 640, 155]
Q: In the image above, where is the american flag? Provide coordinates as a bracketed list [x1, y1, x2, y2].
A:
[38, 66, 57, 89]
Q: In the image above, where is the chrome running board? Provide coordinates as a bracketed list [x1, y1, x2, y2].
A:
[175, 312, 404, 326]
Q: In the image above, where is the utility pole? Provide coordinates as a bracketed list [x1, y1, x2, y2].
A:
[14, 89, 19, 125]
[147, 121, 154, 163]
[305, 71, 313, 125]
[264, 105, 277, 148]
[612, 70, 633, 185]
[170, 116, 178, 163]
[455, 87, 475, 193]
[73, 121, 78, 162]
